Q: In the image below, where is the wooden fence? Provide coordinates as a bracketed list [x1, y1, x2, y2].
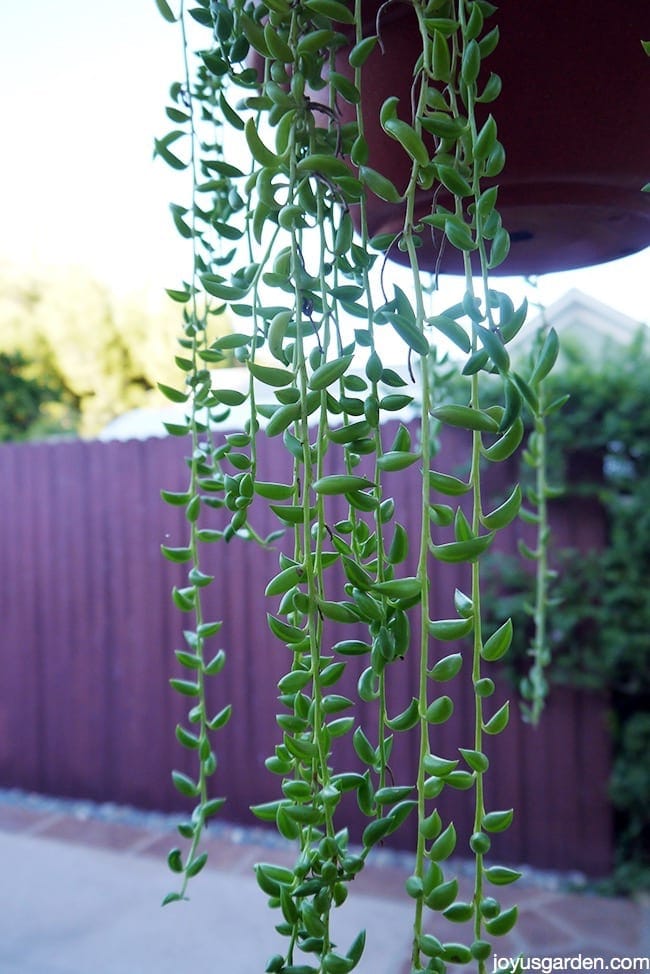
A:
[0, 427, 612, 875]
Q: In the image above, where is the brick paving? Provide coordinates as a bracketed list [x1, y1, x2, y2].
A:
[0, 792, 648, 972]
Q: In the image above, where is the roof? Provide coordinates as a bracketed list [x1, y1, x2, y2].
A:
[99, 363, 416, 441]
[512, 287, 645, 355]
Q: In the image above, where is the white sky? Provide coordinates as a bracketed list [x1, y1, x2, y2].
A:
[1, 1, 648, 336]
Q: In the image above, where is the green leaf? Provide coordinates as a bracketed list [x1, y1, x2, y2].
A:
[454, 589, 473, 617]
[529, 327, 560, 386]
[359, 166, 402, 203]
[172, 770, 199, 797]
[459, 747, 489, 773]
[208, 704, 232, 730]
[162, 892, 184, 906]
[445, 216, 476, 252]
[353, 726, 378, 766]
[432, 28, 451, 81]
[371, 577, 421, 600]
[245, 117, 280, 167]
[481, 484, 522, 530]
[250, 799, 285, 822]
[461, 38, 481, 86]
[441, 943, 473, 965]
[376, 451, 420, 472]
[166, 287, 191, 303]
[154, 0, 177, 22]
[385, 312, 430, 357]
[167, 847, 184, 872]
[482, 808, 514, 833]
[425, 695, 454, 724]
[153, 135, 187, 171]
[429, 470, 471, 496]
[431, 533, 494, 563]
[346, 929, 366, 966]
[431, 404, 499, 433]
[308, 354, 354, 390]
[429, 822, 457, 861]
[164, 422, 191, 437]
[428, 618, 473, 640]
[475, 324, 509, 371]
[385, 697, 420, 731]
[436, 164, 473, 198]
[313, 475, 374, 495]
[481, 617, 513, 662]
[478, 71, 502, 103]
[332, 639, 371, 656]
[375, 785, 414, 805]
[428, 652, 463, 682]
[201, 275, 247, 301]
[423, 754, 458, 777]
[161, 545, 192, 563]
[481, 418, 524, 463]
[387, 522, 409, 564]
[426, 878, 458, 910]
[443, 902, 474, 923]
[296, 154, 351, 180]
[419, 932, 444, 957]
[485, 905, 518, 936]
[292, 24, 334, 52]
[186, 852, 208, 878]
[175, 724, 199, 749]
[362, 816, 394, 849]
[265, 564, 304, 597]
[304, 0, 355, 23]
[330, 71, 361, 105]
[485, 865, 522, 886]
[427, 315, 470, 353]
[483, 700, 510, 735]
[474, 114, 497, 160]
[158, 382, 188, 403]
[488, 227, 511, 269]
[160, 489, 191, 506]
[169, 678, 200, 697]
[248, 361, 295, 387]
[349, 35, 378, 67]
[382, 118, 429, 167]
[265, 402, 301, 437]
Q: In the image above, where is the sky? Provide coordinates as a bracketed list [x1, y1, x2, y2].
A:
[1, 1, 648, 337]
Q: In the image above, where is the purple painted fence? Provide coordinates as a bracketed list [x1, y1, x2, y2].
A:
[0, 427, 612, 875]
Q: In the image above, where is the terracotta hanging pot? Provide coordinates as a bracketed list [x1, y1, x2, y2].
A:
[332, 1, 650, 276]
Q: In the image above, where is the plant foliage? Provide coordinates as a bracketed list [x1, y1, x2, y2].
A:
[0, 350, 72, 441]
[0, 263, 235, 436]
[484, 333, 650, 893]
[153, 0, 565, 970]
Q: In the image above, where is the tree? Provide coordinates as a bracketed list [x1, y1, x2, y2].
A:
[0, 350, 74, 440]
[0, 262, 235, 437]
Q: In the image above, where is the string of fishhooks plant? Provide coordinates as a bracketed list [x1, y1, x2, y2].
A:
[514, 295, 566, 725]
[154, 0, 558, 971]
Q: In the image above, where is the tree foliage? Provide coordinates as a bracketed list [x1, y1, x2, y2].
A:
[0, 262, 234, 437]
[0, 350, 74, 440]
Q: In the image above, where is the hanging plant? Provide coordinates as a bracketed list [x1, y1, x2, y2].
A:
[154, 1, 563, 971]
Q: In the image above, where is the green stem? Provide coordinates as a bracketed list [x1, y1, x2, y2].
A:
[529, 385, 549, 723]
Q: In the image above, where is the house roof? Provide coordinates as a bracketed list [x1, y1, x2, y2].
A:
[513, 287, 645, 353]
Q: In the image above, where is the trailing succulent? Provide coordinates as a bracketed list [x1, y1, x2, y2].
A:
[155, 1, 559, 971]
